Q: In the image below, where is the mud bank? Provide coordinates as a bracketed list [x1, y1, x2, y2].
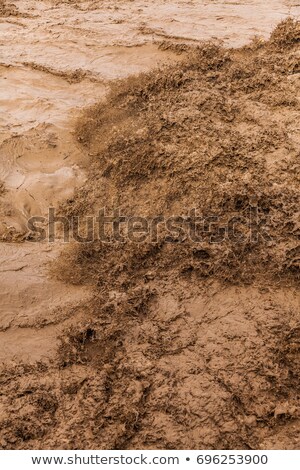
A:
[0, 0, 180, 362]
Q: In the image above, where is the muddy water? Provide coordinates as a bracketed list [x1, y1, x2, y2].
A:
[0, 0, 299, 363]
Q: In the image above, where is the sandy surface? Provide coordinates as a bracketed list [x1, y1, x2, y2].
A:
[0, 0, 300, 450]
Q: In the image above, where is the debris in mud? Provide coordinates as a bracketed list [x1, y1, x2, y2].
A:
[1, 19, 300, 451]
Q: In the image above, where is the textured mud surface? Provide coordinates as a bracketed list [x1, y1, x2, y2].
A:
[1, 0, 300, 451]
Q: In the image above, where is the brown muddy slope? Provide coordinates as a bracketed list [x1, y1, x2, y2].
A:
[1, 19, 300, 450]
[0, 1, 17, 16]
[0, 0, 180, 364]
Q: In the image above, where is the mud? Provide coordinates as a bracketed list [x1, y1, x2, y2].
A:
[1, 0, 300, 451]
[0, 0, 180, 362]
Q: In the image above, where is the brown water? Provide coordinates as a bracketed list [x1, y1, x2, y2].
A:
[0, 0, 299, 362]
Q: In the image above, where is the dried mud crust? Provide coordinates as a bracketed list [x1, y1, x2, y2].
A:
[2, 20, 300, 450]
